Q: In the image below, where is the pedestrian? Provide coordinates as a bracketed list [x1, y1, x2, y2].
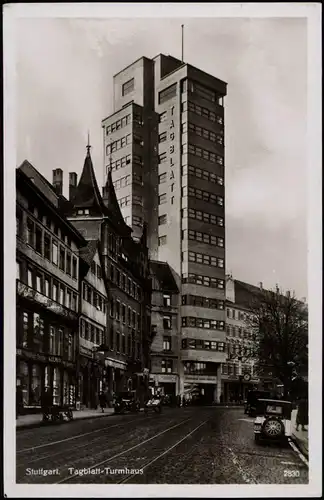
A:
[106, 390, 113, 409]
[41, 387, 53, 420]
[296, 396, 308, 431]
[99, 391, 106, 413]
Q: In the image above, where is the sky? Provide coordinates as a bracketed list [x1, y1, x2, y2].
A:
[14, 14, 308, 299]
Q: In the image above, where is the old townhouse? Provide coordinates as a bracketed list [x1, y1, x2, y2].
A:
[149, 261, 181, 398]
[78, 240, 109, 409]
[16, 165, 85, 412]
[63, 145, 151, 403]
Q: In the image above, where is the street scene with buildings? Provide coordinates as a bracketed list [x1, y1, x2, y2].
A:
[10, 13, 313, 489]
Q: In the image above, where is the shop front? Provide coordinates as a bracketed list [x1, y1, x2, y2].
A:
[16, 348, 76, 413]
[183, 374, 219, 405]
[149, 374, 177, 397]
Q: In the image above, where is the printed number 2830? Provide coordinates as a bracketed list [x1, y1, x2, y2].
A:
[284, 470, 300, 477]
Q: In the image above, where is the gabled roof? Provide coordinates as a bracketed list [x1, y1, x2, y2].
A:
[70, 149, 108, 216]
[103, 168, 131, 234]
[149, 260, 179, 293]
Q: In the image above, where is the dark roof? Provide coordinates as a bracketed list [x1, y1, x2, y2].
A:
[79, 239, 98, 266]
[149, 261, 179, 293]
[102, 168, 130, 232]
[16, 168, 86, 244]
[234, 279, 264, 308]
[71, 150, 108, 216]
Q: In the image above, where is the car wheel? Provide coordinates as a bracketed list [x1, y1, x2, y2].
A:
[262, 417, 284, 439]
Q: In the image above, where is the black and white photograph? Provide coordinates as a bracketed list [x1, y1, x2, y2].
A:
[3, 2, 322, 498]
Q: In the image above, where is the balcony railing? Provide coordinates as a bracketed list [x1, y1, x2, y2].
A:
[17, 281, 78, 321]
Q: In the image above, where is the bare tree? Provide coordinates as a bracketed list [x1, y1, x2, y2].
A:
[246, 287, 308, 398]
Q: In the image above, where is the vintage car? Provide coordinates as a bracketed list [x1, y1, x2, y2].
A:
[254, 398, 293, 444]
[245, 390, 271, 417]
[114, 391, 140, 414]
[42, 405, 74, 423]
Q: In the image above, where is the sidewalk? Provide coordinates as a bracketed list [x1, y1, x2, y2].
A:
[16, 408, 115, 431]
[290, 408, 309, 458]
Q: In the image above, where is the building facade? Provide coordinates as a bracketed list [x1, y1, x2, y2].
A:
[78, 240, 109, 409]
[64, 146, 152, 404]
[149, 261, 181, 397]
[102, 53, 227, 403]
[16, 165, 85, 413]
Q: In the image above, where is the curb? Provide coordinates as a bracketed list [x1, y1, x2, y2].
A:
[290, 434, 309, 460]
[16, 411, 117, 431]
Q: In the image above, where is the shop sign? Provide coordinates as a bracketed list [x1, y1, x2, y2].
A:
[153, 375, 177, 383]
[104, 358, 127, 370]
[184, 375, 217, 384]
[17, 348, 73, 368]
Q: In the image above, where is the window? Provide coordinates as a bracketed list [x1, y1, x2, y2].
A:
[158, 173, 167, 184]
[159, 194, 167, 205]
[163, 336, 171, 351]
[59, 246, 65, 271]
[59, 286, 65, 305]
[159, 83, 177, 104]
[72, 257, 77, 279]
[122, 78, 134, 96]
[36, 274, 42, 293]
[159, 112, 167, 123]
[161, 359, 172, 373]
[158, 152, 167, 164]
[52, 241, 58, 265]
[27, 268, 33, 288]
[159, 131, 167, 143]
[163, 315, 172, 330]
[158, 236, 167, 246]
[16, 261, 20, 280]
[66, 290, 72, 309]
[158, 214, 167, 225]
[27, 218, 34, 247]
[52, 282, 58, 302]
[133, 195, 143, 206]
[44, 234, 51, 260]
[35, 226, 42, 254]
[116, 331, 121, 352]
[121, 334, 126, 354]
[163, 294, 171, 307]
[122, 304, 126, 324]
[133, 215, 143, 227]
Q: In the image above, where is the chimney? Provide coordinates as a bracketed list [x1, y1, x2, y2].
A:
[52, 168, 63, 196]
[69, 172, 78, 201]
[259, 282, 263, 290]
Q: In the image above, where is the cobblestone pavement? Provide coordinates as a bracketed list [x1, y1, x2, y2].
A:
[16, 407, 308, 484]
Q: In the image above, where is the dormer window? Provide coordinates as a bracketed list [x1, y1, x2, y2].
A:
[77, 209, 90, 215]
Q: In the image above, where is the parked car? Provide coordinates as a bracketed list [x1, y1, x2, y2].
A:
[254, 398, 293, 445]
[245, 390, 271, 417]
[114, 391, 140, 414]
[42, 405, 74, 423]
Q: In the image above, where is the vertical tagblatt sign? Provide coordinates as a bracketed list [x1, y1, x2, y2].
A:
[169, 105, 176, 200]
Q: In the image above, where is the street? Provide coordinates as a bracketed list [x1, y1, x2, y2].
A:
[16, 407, 308, 484]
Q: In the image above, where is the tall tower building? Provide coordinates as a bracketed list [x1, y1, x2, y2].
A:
[102, 53, 227, 402]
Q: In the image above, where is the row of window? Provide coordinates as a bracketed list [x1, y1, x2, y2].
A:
[17, 262, 78, 311]
[182, 122, 223, 146]
[182, 294, 225, 310]
[106, 114, 131, 135]
[183, 361, 209, 374]
[182, 101, 224, 125]
[106, 134, 131, 155]
[182, 208, 224, 227]
[109, 263, 142, 301]
[133, 215, 144, 227]
[182, 164, 223, 186]
[182, 273, 225, 289]
[22, 216, 78, 279]
[184, 251, 224, 269]
[18, 203, 73, 248]
[118, 195, 130, 207]
[227, 308, 249, 321]
[80, 318, 104, 345]
[182, 317, 225, 331]
[227, 344, 253, 357]
[161, 359, 173, 373]
[158, 214, 167, 226]
[226, 325, 253, 340]
[185, 186, 224, 206]
[110, 298, 141, 330]
[181, 338, 226, 351]
[182, 143, 224, 165]
[159, 83, 177, 105]
[115, 330, 141, 358]
[158, 236, 167, 246]
[108, 154, 131, 172]
[183, 80, 223, 106]
[82, 282, 107, 313]
[19, 310, 74, 359]
[222, 363, 253, 377]
[184, 229, 224, 248]
[113, 174, 131, 190]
